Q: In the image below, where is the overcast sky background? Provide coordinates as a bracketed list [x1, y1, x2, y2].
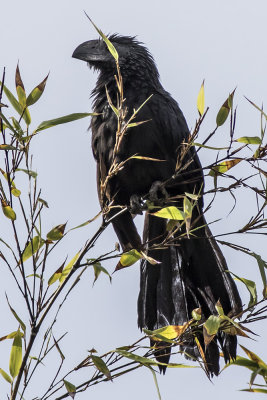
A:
[1, 0, 267, 399]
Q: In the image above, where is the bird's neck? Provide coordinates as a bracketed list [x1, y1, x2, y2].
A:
[92, 68, 162, 112]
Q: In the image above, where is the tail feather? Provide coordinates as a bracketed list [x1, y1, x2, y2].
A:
[137, 212, 242, 375]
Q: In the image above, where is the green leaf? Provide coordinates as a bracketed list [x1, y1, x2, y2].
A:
[86, 14, 119, 62]
[149, 366, 162, 400]
[35, 112, 95, 132]
[240, 345, 267, 370]
[236, 136, 262, 145]
[116, 249, 142, 271]
[209, 159, 241, 176]
[38, 197, 49, 208]
[48, 264, 64, 286]
[59, 251, 80, 283]
[1, 201, 16, 221]
[22, 236, 45, 262]
[116, 349, 160, 366]
[251, 253, 267, 298]
[15, 64, 26, 108]
[91, 355, 112, 380]
[203, 315, 221, 347]
[231, 272, 257, 307]
[26, 74, 49, 107]
[183, 196, 192, 237]
[70, 211, 102, 230]
[6, 297, 26, 332]
[192, 142, 228, 150]
[197, 80, 205, 116]
[245, 97, 267, 120]
[46, 223, 66, 241]
[0, 368, 12, 384]
[92, 262, 112, 285]
[63, 380, 76, 399]
[224, 355, 261, 372]
[192, 308, 202, 321]
[0, 144, 17, 151]
[185, 192, 199, 201]
[11, 117, 23, 136]
[152, 206, 185, 220]
[216, 89, 235, 126]
[0, 112, 19, 135]
[0, 83, 31, 125]
[16, 168, 37, 178]
[241, 389, 267, 393]
[9, 331, 22, 378]
[11, 188, 21, 197]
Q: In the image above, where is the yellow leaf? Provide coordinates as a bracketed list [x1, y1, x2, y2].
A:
[197, 80, 205, 116]
[9, 331, 22, 378]
[115, 249, 142, 271]
[152, 206, 185, 220]
[59, 251, 80, 283]
[209, 159, 241, 176]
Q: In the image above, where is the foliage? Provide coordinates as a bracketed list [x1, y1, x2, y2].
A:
[0, 24, 267, 399]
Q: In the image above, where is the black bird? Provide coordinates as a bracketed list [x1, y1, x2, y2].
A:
[72, 34, 242, 375]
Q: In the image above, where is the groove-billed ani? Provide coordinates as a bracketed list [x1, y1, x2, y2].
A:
[72, 34, 242, 375]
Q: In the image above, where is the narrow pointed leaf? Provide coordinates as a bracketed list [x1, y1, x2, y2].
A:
[149, 366, 162, 400]
[59, 251, 80, 283]
[92, 262, 112, 284]
[231, 272, 257, 307]
[236, 136, 262, 145]
[35, 112, 94, 132]
[192, 142, 228, 150]
[0, 83, 31, 125]
[216, 89, 235, 126]
[63, 380, 76, 399]
[240, 345, 267, 370]
[115, 249, 142, 270]
[0, 368, 12, 384]
[197, 80, 205, 116]
[91, 355, 112, 380]
[1, 201, 16, 221]
[203, 315, 221, 347]
[209, 159, 241, 176]
[241, 389, 267, 393]
[9, 331, 22, 378]
[141, 251, 160, 265]
[184, 196, 192, 237]
[22, 236, 45, 262]
[38, 197, 49, 208]
[15, 64, 26, 107]
[152, 206, 185, 220]
[26, 74, 49, 107]
[130, 156, 166, 162]
[16, 168, 37, 178]
[46, 223, 66, 241]
[0, 144, 17, 150]
[6, 298, 26, 332]
[85, 14, 118, 62]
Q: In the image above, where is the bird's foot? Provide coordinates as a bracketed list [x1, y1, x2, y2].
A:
[149, 181, 169, 203]
[129, 194, 143, 215]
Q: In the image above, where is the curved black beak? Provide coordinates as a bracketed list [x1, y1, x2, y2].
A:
[72, 40, 108, 63]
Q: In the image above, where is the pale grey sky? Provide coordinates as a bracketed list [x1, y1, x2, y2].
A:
[1, 0, 267, 399]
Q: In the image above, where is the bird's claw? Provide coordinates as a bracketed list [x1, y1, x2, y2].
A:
[149, 181, 169, 202]
[130, 194, 143, 215]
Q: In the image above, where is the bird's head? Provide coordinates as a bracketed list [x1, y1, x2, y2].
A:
[72, 34, 160, 85]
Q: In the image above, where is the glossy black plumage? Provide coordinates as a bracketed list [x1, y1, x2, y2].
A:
[73, 35, 242, 375]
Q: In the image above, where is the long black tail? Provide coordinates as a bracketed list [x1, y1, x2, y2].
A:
[137, 212, 242, 375]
